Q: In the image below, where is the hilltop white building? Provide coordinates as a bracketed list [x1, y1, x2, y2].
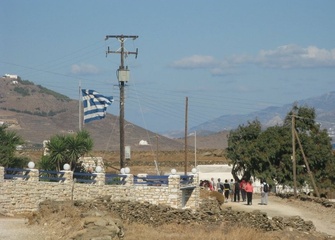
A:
[4, 74, 19, 79]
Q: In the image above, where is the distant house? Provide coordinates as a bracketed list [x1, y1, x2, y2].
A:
[139, 140, 149, 145]
[4, 74, 19, 79]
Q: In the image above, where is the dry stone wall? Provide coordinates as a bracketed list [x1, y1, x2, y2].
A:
[0, 167, 199, 215]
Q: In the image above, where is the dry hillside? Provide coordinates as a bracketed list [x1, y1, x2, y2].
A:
[0, 77, 228, 151]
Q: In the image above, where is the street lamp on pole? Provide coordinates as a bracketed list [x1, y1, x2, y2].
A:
[188, 131, 197, 167]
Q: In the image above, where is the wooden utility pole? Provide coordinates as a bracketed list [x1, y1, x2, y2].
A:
[294, 129, 320, 198]
[292, 114, 297, 198]
[184, 97, 188, 175]
[79, 81, 82, 131]
[105, 35, 138, 169]
[156, 135, 159, 163]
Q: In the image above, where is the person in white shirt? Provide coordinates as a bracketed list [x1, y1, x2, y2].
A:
[260, 180, 269, 205]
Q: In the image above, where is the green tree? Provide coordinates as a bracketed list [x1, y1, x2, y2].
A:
[47, 134, 67, 171]
[226, 105, 335, 192]
[46, 130, 93, 171]
[253, 126, 292, 187]
[225, 120, 262, 181]
[0, 125, 25, 167]
[38, 155, 55, 171]
[284, 106, 335, 189]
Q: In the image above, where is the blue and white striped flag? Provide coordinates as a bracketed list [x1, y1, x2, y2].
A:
[82, 89, 113, 123]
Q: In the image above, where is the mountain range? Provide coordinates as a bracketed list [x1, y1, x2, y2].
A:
[189, 91, 335, 137]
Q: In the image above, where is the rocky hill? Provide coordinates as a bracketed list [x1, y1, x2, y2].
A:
[0, 77, 188, 151]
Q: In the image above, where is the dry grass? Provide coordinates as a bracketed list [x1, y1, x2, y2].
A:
[122, 223, 273, 240]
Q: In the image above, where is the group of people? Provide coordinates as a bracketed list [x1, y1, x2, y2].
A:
[200, 177, 270, 206]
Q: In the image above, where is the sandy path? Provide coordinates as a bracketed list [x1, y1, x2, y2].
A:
[0, 217, 46, 240]
[224, 194, 335, 236]
[1, 195, 334, 238]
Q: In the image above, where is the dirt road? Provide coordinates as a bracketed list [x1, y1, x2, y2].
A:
[224, 194, 335, 236]
[1, 194, 334, 238]
[0, 217, 46, 240]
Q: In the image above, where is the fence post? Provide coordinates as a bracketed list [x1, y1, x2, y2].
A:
[95, 173, 105, 186]
[27, 169, 39, 182]
[168, 174, 180, 208]
[124, 174, 133, 186]
[61, 170, 73, 184]
[0, 167, 4, 183]
[189, 173, 200, 209]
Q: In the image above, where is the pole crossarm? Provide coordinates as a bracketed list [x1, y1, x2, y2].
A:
[105, 35, 138, 40]
[105, 35, 139, 62]
[106, 47, 138, 59]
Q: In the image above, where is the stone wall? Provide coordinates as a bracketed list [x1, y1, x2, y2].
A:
[0, 167, 199, 215]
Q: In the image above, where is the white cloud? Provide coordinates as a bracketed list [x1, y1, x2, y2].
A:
[255, 44, 335, 68]
[170, 55, 215, 69]
[71, 63, 99, 75]
[171, 45, 335, 76]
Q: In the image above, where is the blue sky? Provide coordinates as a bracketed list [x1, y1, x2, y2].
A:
[1, 1, 334, 133]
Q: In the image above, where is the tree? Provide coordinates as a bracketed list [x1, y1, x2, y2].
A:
[226, 105, 335, 192]
[0, 125, 25, 167]
[253, 126, 292, 187]
[45, 130, 93, 171]
[225, 120, 262, 181]
[46, 134, 67, 171]
[284, 106, 335, 189]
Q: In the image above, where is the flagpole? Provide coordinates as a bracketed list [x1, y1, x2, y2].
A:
[79, 80, 82, 131]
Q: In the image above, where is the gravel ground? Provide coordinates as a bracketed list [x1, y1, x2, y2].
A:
[1, 194, 335, 239]
[0, 217, 46, 240]
[225, 194, 335, 237]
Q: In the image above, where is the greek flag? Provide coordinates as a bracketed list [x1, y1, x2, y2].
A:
[82, 89, 113, 123]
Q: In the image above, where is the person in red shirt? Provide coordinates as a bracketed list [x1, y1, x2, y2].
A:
[244, 180, 254, 205]
[210, 181, 215, 191]
[240, 179, 247, 202]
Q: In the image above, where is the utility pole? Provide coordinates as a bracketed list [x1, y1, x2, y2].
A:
[105, 35, 138, 170]
[194, 131, 197, 167]
[184, 97, 188, 175]
[156, 135, 159, 164]
[79, 80, 82, 131]
[292, 113, 297, 198]
[294, 129, 320, 198]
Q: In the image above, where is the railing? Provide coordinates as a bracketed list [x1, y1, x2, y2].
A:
[180, 175, 194, 185]
[105, 173, 127, 185]
[133, 175, 194, 186]
[134, 175, 169, 186]
[39, 170, 66, 182]
[4, 168, 30, 180]
[3, 167, 197, 188]
[73, 172, 97, 184]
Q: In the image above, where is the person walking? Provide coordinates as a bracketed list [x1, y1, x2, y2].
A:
[240, 179, 247, 202]
[234, 179, 240, 202]
[211, 177, 216, 191]
[216, 178, 223, 194]
[260, 180, 269, 205]
[223, 179, 230, 203]
[229, 179, 234, 202]
[245, 180, 254, 205]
